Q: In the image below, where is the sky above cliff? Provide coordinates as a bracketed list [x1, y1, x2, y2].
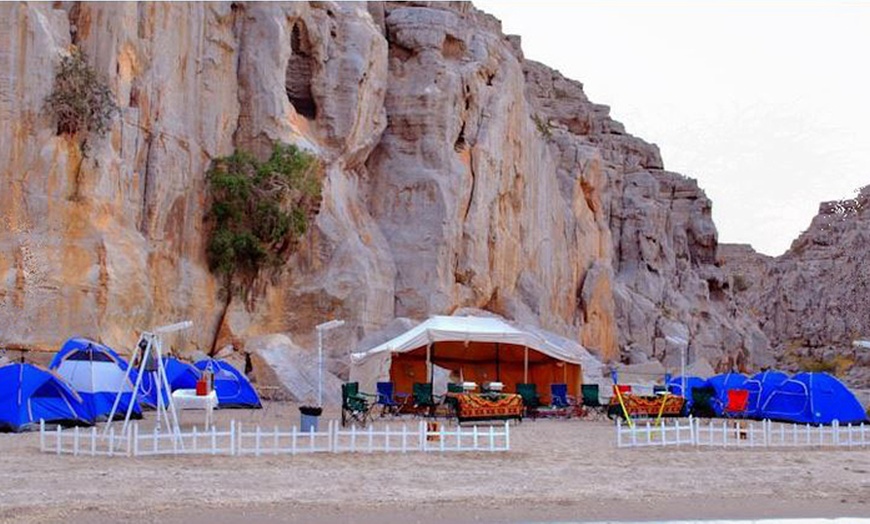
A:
[476, 1, 870, 256]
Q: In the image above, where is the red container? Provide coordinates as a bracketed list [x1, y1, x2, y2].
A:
[196, 379, 208, 396]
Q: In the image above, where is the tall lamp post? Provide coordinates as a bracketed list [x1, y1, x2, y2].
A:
[666, 335, 689, 398]
[316, 319, 345, 406]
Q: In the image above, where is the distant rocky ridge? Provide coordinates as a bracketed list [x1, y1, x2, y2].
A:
[721, 186, 870, 387]
[1, 1, 772, 399]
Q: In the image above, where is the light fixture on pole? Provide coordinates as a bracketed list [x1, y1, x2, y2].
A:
[316, 319, 345, 406]
[666, 335, 689, 399]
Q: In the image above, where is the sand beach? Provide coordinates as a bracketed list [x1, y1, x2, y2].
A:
[1, 402, 868, 523]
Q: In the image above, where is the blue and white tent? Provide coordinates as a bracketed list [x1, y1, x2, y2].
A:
[707, 372, 750, 416]
[164, 357, 201, 391]
[667, 376, 710, 413]
[194, 358, 261, 409]
[0, 363, 92, 432]
[49, 338, 142, 421]
[741, 370, 789, 419]
[761, 372, 867, 425]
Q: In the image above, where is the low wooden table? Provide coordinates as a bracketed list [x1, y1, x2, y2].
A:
[453, 392, 523, 423]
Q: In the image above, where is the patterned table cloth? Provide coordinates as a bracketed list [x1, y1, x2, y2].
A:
[454, 392, 524, 422]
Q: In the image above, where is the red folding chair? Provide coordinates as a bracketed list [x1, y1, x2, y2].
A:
[724, 389, 750, 418]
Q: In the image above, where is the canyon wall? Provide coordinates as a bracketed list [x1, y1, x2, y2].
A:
[721, 187, 870, 386]
[0, 2, 770, 388]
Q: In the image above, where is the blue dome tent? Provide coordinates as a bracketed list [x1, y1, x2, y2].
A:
[707, 372, 749, 416]
[741, 370, 789, 419]
[194, 359, 261, 409]
[761, 372, 867, 425]
[0, 363, 93, 432]
[667, 376, 710, 413]
[164, 357, 201, 390]
[49, 338, 142, 421]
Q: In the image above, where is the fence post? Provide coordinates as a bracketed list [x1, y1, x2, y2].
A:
[273, 425, 279, 455]
[134, 423, 139, 457]
[401, 424, 408, 453]
[473, 425, 479, 451]
[74, 426, 80, 456]
[488, 425, 495, 452]
[40, 420, 45, 452]
[292, 425, 298, 455]
[55, 425, 61, 455]
[351, 424, 356, 453]
[419, 421, 425, 452]
[126, 425, 132, 457]
[862, 423, 866, 447]
[109, 427, 115, 457]
[616, 418, 622, 448]
[504, 421, 510, 451]
[91, 426, 97, 456]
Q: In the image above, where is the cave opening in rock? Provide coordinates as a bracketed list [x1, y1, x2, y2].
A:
[285, 20, 316, 120]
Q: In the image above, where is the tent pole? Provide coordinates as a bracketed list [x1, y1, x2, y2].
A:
[524, 347, 528, 383]
[495, 343, 500, 381]
[427, 343, 433, 385]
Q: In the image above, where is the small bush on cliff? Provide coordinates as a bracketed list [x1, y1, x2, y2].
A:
[45, 48, 118, 142]
[205, 143, 322, 290]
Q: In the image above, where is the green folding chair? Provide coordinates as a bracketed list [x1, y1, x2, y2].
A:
[341, 382, 374, 427]
[516, 383, 541, 419]
[412, 382, 438, 417]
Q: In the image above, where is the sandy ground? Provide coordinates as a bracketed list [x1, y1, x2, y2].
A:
[1, 402, 869, 523]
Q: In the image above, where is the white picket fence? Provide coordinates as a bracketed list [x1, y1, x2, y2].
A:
[39, 419, 510, 457]
[616, 417, 870, 449]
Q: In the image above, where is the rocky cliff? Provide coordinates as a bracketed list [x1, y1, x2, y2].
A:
[0, 1, 770, 392]
[721, 187, 870, 386]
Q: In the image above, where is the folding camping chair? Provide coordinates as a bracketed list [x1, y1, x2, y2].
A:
[723, 388, 750, 419]
[690, 385, 718, 418]
[516, 383, 542, 419]
[581, 383, 604, 415]
[341, 382, 374, 427]
[443, 382, 464, 418]
[412, 382, 438, 418]
[375, 381, 401, 417]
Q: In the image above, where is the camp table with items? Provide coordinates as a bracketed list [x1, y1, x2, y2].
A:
[171, 389, 218, 428]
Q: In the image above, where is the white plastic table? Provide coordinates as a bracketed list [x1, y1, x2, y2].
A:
[171, 389, 219, 428]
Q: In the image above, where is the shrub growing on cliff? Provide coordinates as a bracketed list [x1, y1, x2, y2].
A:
[205, 143, 322, 290]
[45, 48, 118, 140]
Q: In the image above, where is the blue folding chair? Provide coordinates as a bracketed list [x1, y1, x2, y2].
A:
[550, 383, 581, 418]
[375, 381, 401, 417]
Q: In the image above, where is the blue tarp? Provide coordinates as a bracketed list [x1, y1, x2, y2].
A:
[49, 338, 142, 421]
[741, 370, 789, 419]
[0, 363, 93, 432]
[707, 372, 749, 416]
[194, 359, 261, 409]
[761, 372, 867, 425]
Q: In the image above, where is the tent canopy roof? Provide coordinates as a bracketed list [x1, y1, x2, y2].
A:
[351, 315, 593, 366]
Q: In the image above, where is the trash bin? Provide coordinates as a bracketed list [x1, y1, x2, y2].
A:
[299, 405, 322, 433]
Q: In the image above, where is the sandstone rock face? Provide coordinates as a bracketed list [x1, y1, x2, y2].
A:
[721, 187, 870, 386]
[1, 2, 772, 400]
